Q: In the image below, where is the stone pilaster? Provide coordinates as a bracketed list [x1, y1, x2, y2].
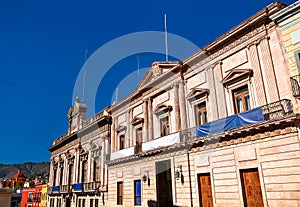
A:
[248, 43, 267, 106]
[126, 110, 131, 148]
[207, 67, 219, 121]
[111, 118, 115, 152]
[178, 80, 187, 130]
[214, 62, 227, 119]
[143, 100, 149, 142]
[173, 83, 181, 132]
[147, 98, 153, 140]
[259, 37, 280, 103]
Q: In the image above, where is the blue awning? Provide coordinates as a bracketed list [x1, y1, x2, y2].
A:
[73, 183, 83, 191]
[53, 186, 60, 192]
[196, 107, 263, 138]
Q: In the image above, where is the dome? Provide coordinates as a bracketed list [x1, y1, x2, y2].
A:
[12, 169, 25, 179]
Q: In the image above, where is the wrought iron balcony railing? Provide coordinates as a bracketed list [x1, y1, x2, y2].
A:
[290, 75, 300, 97]
[83, 181, 101, 191]
[107, 99, 293, 161]
[181, 99, 293, 141]
[47, 186, 53, 194]
[60, 184, 72, 193]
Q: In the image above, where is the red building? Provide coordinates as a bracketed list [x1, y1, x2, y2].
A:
[21, 185, 42, 207]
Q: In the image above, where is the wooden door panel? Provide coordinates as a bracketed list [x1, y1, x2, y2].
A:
[241, 169, 264, 207]
[198, 174, 213, 207]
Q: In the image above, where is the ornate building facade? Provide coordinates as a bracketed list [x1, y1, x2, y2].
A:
[48, 1, 300, 207]
[47, 98, 111, 207]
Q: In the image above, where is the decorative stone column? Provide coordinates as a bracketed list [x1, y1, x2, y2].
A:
[143, 100, 149, 142]
[147, 98, 153, 140]
[173, 83, 181, 132]
[259, 37, 280, 103]
[111, 118, 115, 152]
[126, 110, 131, 148]
[178, 80, 187, 130]
[74, 148, 80, 183]
[248, 43, 267, 106]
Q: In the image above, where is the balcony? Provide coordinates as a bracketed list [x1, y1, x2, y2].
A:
[60, 184, 72, 193]
[182, 99, 293, 141]
[83, 181, 101, 192]
[73, 183, 83, 191]
[52, 186, 60, 193]
[110, 146, 135, 161]
[290, 75, 300, 97]
[47, 186, 53, 194]
[107, 99, 293, 162]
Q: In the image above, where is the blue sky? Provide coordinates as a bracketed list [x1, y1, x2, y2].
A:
[0, 0, 296, 164]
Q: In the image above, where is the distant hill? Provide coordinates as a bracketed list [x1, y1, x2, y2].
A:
[0, 162, 50, 180]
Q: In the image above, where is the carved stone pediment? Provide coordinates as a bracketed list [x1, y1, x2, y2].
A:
[186, 88, 209, 101]
[116, 125, 126, 133]
[221, 69, 253, 86]
[131, 117, 144, 125]
[154, 103, 172, 115]
[137, 62, 180, 90]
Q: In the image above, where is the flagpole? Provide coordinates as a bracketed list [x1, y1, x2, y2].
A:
[82, 49, 87, 102]
[164, 14, 169, 62]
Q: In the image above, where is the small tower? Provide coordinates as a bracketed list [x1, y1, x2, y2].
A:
[11, 169, 26, 190]
[67, 97, 87, 134]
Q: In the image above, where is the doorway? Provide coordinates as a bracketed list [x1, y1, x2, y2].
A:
[197, 173, 213, 207]
[156, 160, 173, 207]
[240, 168, 264, 207]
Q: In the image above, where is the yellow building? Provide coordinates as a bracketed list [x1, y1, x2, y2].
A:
[41, 184, 48, 207]
[271, 1, 300, 98]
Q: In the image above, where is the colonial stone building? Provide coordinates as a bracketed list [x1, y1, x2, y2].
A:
[47, 98, 111, 207]
[48, 1, 300, 207]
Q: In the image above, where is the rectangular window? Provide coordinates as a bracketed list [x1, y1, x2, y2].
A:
[90, 199, 94, 207]
[160, 116, 169, 137]
[119, 135, 125, 150]
[233, 85, 250, 114]
[195, 103, 207, 126]
[135, 128, 143, 153]
[81, 161, 88, 183]
[77, 199, 81, 207]
[59, 167, 64, 185]
[82, 199, 85, 207]
[295, 50, 300, 71]
[53, 168, 57, 186]
[93, 157, 101, 182]
[95, 199, 99, 207]
[134, 180, 142, 205]
[117, 181, 123, 205]
[68, 164, 73, 184]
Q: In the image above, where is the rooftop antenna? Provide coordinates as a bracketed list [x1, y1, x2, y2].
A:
[82, 49, 88, 102]
[137, 55, 140, 76]
[115, 87, 119, 102]
[164, 14, 169, 62]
